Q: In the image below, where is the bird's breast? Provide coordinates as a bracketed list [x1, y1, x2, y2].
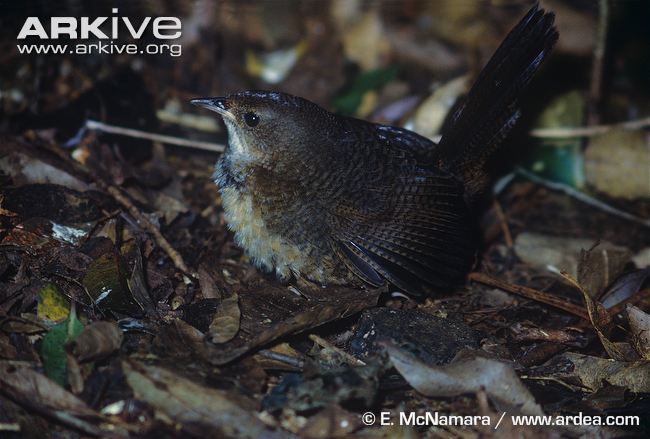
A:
[219, 185, 307, 280]
[215, 155, 355, 285]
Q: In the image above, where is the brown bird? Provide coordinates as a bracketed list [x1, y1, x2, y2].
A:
[192, 5, 558, 296]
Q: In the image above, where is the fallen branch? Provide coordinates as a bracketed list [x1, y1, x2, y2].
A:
[468, 272, 589, 320]
[86, 120, 224, 153]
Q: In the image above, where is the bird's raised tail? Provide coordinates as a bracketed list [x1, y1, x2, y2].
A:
[434, 4, 558, 198]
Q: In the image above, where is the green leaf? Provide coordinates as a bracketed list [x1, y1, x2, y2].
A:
[41, 306, 84, 386]
[83, 253, 142, 316]
[522, 143, 585, 188]
[522, 90, 586, 188]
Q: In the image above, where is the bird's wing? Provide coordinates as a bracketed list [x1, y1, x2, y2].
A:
[333, 156, 476, 295]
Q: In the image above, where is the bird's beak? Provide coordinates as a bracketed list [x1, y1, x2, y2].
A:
[190, 98, 234, 120]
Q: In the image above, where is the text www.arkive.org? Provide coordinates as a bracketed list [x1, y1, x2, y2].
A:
[16, 41, 182, 57]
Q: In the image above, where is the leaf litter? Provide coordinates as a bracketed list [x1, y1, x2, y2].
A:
[1, 1, 650, 437]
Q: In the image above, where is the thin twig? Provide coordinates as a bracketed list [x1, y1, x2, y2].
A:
[516, 168, 650, 228]
[492, 200, 513, 249]
[86, 120, 224, 153]
[101, 184, 195, 278]
[468, 272, 589, 320]
[521, 376, 588, 393]
[0, 423, 20, 432]
[155, 109, 221, 132]
[308, 334, 366, 366]
[529, 116, 650, 139]
[589, 0, 609, 125]
[88, 109, 650, 144]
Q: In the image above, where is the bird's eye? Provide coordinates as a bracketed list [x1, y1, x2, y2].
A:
[243, 112, 260, 127]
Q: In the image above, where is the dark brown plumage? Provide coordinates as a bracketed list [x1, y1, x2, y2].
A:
[192, 4, 558, 296]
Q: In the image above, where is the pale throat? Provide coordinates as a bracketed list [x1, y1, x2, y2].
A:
[223, 120, 249, 158]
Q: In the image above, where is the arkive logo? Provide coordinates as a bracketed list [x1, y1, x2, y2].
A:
[17, 8, 181, 40]
[16, 8, 183, 57]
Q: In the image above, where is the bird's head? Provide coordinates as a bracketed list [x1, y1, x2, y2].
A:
[191, 91, 334, 174]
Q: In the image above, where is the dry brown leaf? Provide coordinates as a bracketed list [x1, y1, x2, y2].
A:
[65, 351, 84, 395]
[202, 285, 380, 365]
[0, 334, 18, 359]
[128, 244, 159, 316]
[70, 321, 123, 362]
[533, 352, 650, 393]
[0, 151, 88, 191]
[578, 246, 631, 300]
[208, 292, 241, 344]
[0, 362, 93, 414]
[514, 232, 628, 279]
[197, 262, 222, 300]
[152, 318, 208, 360]
[561, 271, 629, 361]
[0, 361, 128, 437]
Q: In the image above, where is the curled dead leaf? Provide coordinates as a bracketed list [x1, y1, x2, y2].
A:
[383, 342, 543, 416]
[627, 305, 650, 360]
[561, 270, 630, 361]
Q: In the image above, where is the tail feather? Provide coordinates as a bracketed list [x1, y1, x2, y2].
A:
[435, 4, 558, 196]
